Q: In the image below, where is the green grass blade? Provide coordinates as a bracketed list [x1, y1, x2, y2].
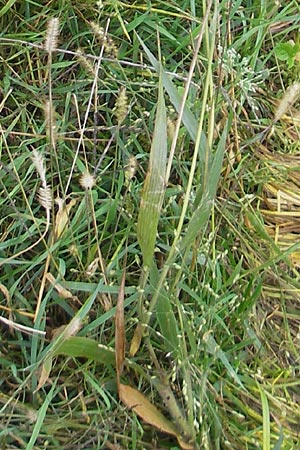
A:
[204, 333, 244, 389]
[38, 279, 105, 362]
[137, 69, 167, 267]
[181, 121, 228, 251]
[0, 0, 17, 18]
[259, 384, 270, 450]
[137, 33, 200, 143]
[53, 336, 115, 365]
[150, 264, 179, 352]
[273, 428, 284, 450]
[25, 382, 57, 450]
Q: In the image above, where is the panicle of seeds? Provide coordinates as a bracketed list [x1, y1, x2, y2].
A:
[114, 86, 128, 126]
[45, 18, 60, 53]
[274, 82, 300, 123]
[77, 47, 96, 77]
[90, 21, 118, 57]
[124, 155, 137, 187]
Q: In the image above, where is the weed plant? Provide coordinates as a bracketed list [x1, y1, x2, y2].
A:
[1, 1, 300, 449]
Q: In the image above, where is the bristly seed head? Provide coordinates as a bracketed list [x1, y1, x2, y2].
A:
[38, 186, 52, 211]
[31, 150, 53, 210]
[44, 100, 57, 147]
[77, 48, 96, 77]
[124, 155, 137, 186]
[90, 21, 118, 57]
[114, 86, 128, 126]
[31, 149, 47, 188]
[45, 18, 60, 53]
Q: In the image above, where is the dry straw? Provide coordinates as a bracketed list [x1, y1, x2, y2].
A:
[274, 82, 300, 123]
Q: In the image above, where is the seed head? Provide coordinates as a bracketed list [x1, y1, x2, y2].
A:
[90, 21, 118, 57]
[79, 171, 96, 190]
[114, 86, 128, 126]
[45, 18, 60, 53]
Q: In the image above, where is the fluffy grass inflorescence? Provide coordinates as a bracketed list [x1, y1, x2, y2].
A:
[31, 150, 52, 211]
[44, 17, 60, 53]
[0, 1, 300, 449]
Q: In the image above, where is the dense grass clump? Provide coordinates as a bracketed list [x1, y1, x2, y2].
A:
[1, 1, 300, 449]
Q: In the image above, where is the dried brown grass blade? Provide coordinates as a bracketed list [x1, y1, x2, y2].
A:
[129, 323, 143, 357]
[119, 384, 194, 450]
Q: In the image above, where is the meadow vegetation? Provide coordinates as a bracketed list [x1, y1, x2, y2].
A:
[1, 1, 300, 449]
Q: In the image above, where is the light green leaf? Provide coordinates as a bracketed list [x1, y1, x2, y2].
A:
[258, 383, 270, 450]
[137, 70, 167, 267]
[53, 336, 115, 365]
[181, 122, 228, 251]
[0, 0, 17, 18]
[150, 265, 179, 352]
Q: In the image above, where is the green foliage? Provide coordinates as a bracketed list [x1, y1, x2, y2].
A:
[275, 42, 300, 68]
[1, 1, 300, 449]
[137, 71, 167, 268]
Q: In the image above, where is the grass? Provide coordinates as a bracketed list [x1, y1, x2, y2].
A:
[1, 0, 300, 449]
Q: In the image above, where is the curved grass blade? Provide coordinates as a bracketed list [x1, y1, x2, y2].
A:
[258, 383, 271, 450]
[53, 336, 115, 365]
[26, 382, 57, 450]
[204, 333, 244, 389]
[0, 0, 17, 18]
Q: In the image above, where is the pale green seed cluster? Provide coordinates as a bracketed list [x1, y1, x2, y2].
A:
[90, 21, 118, 57]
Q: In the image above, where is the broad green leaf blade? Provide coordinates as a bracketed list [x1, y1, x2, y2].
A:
[137, 71, 167, 267]
[36, 337, 115, 391]
[53, 336, 115, 365]
[150, 264, 179, 352]
[38, 280, 105, 362]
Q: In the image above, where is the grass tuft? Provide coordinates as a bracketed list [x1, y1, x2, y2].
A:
[1, 1, 300, 449]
